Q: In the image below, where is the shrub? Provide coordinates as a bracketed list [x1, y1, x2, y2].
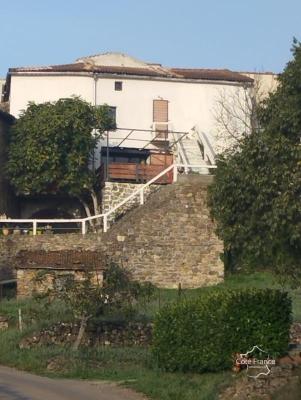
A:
[153, 288, 292, 372]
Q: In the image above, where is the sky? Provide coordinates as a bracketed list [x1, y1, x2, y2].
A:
[0, 0, 301, 77]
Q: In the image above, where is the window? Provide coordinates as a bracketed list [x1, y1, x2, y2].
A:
[114, 81, 123, 91]
[153, 100, 169, 139]
[106, 106, 117, 130]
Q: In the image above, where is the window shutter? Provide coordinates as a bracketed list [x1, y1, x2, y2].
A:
[153, 100, 168, 122]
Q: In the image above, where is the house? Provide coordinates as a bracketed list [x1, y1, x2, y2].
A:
[3, 53, 254, 168]
[3, 53, 279, 223]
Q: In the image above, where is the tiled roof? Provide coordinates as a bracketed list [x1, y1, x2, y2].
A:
[171, 68, 253, 83]
[9, 63, 253, 83]
[16, 250, 105, 270]
[9, 63, 178, 78]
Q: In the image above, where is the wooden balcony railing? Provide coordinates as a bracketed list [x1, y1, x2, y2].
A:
[99, 162, 173, 184]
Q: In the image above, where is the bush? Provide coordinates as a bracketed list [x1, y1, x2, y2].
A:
[153, 288, 292, 372]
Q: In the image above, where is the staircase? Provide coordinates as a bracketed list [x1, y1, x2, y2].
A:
[172, 128, 216, 174]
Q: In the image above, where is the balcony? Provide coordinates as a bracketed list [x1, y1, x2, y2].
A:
[98, 148, 174, 185]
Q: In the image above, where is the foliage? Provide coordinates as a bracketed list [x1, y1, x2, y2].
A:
[102, 262, 156, 317]
[209, 40, 301, 282]
[153, 288, 292, 373]
[208, 129, 301, 279]
[0, 326, 233, 400]
[6, 97, 114, 218]
[33, 263, 155, 348]
[259, 38, 301, 143]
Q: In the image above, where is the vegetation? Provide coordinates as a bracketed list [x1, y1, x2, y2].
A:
[33, 263, 155, 349]
[6, 97, 114, 222]
[153, 288, 291, 372]
[209, 40, 301, 282]
[0, 272, 299, 399]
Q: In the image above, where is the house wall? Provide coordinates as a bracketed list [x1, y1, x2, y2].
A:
[9, 73, 250, 163]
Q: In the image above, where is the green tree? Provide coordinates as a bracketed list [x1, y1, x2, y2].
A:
[209, 41, 301, 285]
[259, 38, 301, 143]
[7, 97, 114, 222]
[34, 263, 155, 350]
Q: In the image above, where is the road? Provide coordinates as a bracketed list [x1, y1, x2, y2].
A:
[0, 366, 145, 400]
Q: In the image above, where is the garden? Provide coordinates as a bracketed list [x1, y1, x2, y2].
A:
[0, 269, 300, 400]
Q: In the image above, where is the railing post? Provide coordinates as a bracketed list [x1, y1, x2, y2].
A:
[140, 190, 144, 205]
[103, 215, 108, 233]
[33, 220, 37, 236]
[81, 220, 86, 235]
[173, 164, 178, 183]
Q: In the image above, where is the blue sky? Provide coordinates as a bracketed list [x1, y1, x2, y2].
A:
[1, 0, 300, 77]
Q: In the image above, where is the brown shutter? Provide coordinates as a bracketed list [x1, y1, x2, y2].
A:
[153, 100, 168, 122]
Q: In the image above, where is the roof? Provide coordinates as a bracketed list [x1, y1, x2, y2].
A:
[16, 250, 105, 270]
[171, 68, 253, 83]
[8, 52, 253, 84]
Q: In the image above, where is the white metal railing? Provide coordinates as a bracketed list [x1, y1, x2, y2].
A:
[196, 130, 216, 165]
[0, 163, 216, 236]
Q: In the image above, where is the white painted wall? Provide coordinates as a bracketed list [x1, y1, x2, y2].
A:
[10, 73, 248, 143]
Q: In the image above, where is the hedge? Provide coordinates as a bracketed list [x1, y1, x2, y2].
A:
[153, 288, 292, 372]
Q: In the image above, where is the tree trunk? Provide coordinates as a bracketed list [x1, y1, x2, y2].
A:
[90, 190, 102, 229]
[72, 315, 89, 351]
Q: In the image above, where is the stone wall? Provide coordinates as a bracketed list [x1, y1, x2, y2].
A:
[0, 174, 224, 289]
[220, 364, 300, 400]
[102, 175, 224, 288]
[19, 321, 153, 348]
[101, 181, 157, 223]
[17, 268, 103, 298]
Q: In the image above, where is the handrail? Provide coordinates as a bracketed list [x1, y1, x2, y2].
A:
[0, 163, 216, 235]
[196, 130, 216, 165]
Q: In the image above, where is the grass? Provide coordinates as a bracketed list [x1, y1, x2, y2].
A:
[0, 328, 233, 400]
[143, 271, 301, 322]
[0, 271, 300, 400]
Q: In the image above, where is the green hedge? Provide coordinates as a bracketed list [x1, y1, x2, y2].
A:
[153, 288, 292, 372]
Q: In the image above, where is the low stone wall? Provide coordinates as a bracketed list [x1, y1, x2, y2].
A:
[19, 321, 153, 348]
[220, 364, 300, 400]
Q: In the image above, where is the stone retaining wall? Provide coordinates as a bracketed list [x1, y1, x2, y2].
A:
[0, 175, 224, 289]
[101, 182, 157, 223]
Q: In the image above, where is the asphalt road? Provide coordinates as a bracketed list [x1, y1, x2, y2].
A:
[0, 366, 145, 400]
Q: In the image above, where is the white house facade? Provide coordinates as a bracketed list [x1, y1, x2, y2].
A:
[4, 53, 254, 171]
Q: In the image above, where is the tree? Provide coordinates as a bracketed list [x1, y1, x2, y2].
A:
[209, 40, 301, 285]
[6, 97, 114, 224]
[259, 38, 301, 143]
[34, 263, 155, 350]
[213, 73, 277, 153]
